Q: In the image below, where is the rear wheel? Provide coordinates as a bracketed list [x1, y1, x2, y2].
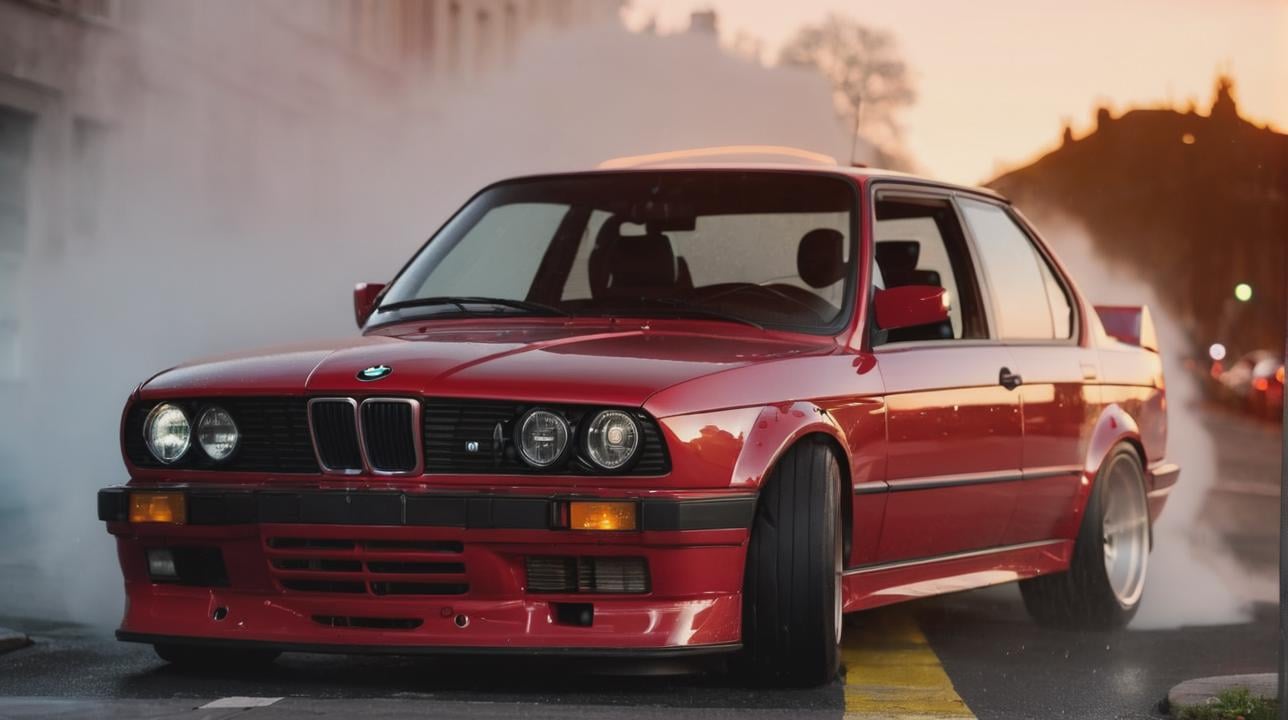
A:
[1020, 444, 1150, 629]
[739, 439, 843, 687]
[153, 643, 281, 669]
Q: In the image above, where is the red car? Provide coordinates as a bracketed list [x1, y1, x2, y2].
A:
[98, 159, 1178, 686]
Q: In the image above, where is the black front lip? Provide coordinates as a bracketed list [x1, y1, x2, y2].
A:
[116, 630, 741, 658]
[98, 487, 756, 532]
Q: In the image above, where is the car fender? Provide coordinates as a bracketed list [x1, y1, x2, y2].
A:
[1068, 403, 1143, 533]
[732, 402, 850, 491]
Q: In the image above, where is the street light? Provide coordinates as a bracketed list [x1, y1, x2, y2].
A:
[1235, 283, 1253, 302]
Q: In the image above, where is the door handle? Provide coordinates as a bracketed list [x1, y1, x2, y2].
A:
[999, 367, 1023, 390]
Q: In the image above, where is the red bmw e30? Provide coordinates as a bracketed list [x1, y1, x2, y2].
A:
[98, 155, 1178, 686]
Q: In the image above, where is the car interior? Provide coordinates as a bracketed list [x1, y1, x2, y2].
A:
[582, 216, 849, 324]
[872, 196, 988, 343]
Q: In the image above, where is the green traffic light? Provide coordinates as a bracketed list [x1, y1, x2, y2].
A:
[1234, 283, 1253, 302]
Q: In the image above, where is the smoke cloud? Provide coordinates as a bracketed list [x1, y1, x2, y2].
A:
[0, 5, 851, 625]
[1026, 211, 1259, 630]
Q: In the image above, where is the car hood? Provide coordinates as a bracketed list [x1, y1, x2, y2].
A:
[139, 320, 835, 411]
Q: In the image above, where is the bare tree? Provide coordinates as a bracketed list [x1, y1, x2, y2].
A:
[780, 15, 915, 162]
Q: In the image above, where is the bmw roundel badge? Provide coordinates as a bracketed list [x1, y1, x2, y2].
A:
[358, 364, 392, 382]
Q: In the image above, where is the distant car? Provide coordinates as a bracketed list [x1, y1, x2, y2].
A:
[1249, 356, 1284, 421]
[98, 153, 1178, 686]
[1219, 350, 1282, 418]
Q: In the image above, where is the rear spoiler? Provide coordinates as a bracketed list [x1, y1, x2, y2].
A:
[1094, 305, 1159, 352]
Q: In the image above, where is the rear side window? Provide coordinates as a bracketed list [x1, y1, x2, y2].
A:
[958, 199, 1072, 340]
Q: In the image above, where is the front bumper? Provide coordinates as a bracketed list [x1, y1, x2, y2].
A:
[99, 486, 754, 655]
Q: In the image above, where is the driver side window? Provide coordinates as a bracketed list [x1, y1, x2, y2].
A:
[873, 194, 988, 343]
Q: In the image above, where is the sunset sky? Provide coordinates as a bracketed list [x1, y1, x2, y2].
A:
[624, 0, 1288, 184]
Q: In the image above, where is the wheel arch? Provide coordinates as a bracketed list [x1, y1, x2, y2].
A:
[735, 404, 853, 558]
[1074, 403, 1148, 534]
[1084, 403, 1147, 470]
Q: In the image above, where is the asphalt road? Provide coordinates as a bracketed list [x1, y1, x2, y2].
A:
[0, 405, 1279, 719]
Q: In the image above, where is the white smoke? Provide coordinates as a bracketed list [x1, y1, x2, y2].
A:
[1027, 211, 1257, 629]
[0, 5, 852, 625]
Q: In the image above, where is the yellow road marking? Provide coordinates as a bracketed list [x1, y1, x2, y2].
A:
[842, 607, 976, 719]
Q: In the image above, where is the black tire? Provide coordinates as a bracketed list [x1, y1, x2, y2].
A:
[739, 438, 843, 687]
[154, 643, 281, 669]
[1019, 444, 1148, 630]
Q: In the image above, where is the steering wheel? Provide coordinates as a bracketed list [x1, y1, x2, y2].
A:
[691, 282, 832, 318]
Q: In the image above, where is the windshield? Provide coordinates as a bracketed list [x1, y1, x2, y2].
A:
[377, 171, 857, 333]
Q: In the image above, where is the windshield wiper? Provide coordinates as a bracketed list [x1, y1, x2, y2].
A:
[596, 297, 764, 331]
[378, 296, 572, 317]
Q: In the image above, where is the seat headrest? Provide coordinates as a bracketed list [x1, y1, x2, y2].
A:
[797, 229, 846, 289]
[875, 240, 922, 275]
[589, 218, 677, 297]
[612, 233, 676, 287]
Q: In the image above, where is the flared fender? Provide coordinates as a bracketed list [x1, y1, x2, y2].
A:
[732, 402, 850, 491]
[1069, 403, 1144, 528]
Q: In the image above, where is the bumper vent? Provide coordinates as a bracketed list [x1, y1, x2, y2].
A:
[525, 556, 650, 594]
[312, 615, 423, 630]
[266, 536, 468, 597]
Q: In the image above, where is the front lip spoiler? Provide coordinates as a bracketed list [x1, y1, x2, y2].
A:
[116, 631, 741, 658]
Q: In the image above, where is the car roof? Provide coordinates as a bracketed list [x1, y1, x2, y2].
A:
[500, 160, 1007, 203]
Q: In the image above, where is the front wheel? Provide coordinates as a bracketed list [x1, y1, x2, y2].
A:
[1020, 444, 1150, 629]
[739, 439, 843, 687]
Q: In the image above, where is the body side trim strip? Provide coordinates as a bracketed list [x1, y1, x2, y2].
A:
[886, 469, 1022, 492]
[1021, 465, 1084, 480]
[843, 539, 1066, 575]
[853, 466, 1083, 495]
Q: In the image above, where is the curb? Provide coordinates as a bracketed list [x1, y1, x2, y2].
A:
[0, 627, 31, 655]
[1166, 673, 1276, 715]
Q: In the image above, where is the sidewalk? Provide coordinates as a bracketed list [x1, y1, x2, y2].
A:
[1167, 673, 1277, 717]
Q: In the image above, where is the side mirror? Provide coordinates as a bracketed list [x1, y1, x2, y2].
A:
[354, 282, 386, 328]
[874, 285, 950, 331]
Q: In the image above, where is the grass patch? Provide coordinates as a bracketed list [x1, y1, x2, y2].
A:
[1176, 687, 1278, 720]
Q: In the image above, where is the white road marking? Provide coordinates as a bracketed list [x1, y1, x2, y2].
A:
[200, 696, 283, 709]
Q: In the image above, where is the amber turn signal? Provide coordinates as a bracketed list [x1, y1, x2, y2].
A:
[568, 501, 637, 531]
[129, 492, 186, 524]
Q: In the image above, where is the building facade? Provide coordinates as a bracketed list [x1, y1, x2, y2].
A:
[0, 0, 620, 383]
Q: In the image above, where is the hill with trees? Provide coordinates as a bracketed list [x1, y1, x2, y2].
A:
[989, 77, 1286, 356]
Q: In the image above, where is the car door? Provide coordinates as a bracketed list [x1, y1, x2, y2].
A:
[868, 189, 1024, 564]
[956, 198, 1097, 545]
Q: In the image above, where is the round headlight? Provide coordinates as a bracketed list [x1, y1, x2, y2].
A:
[584, 410, 640, 470]
[143, 403, 191, 464]
[515, 409, 570, 468]
[197, 406, 239, 461]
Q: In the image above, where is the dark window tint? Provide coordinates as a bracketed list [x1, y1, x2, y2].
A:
[959, 199, 1067, 340]
[873, 195, 988, 343]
